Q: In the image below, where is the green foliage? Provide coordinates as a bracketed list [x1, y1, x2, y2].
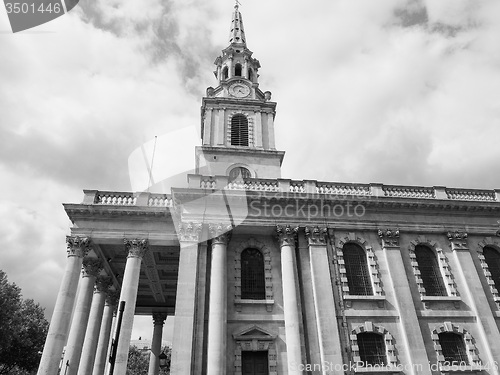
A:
[126, 345, 171, 375]
[0, 270, 49, 375]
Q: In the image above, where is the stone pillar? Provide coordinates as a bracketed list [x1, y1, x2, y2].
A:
[276, 225, 303, 375]
[113, 239, 148, 375]
[148, 313, 167, 375]
[267, 113, 276, 150]
[447, 231, 500, 373]
[171, 223, 202, 375]
[37, 236, 91, 375]
[206, 224, 232, 375]
[243, 57, 249, 79]
[62, 258, 103, 375]
[254, 111, 263, 148]
[217, 108, 226, 146]
[378, 229, 431, 375]
[93, 291, 119, 375]
[228, 56, 233, 78]
[78, 276, 112, 375]
[305, 227, 343, 374]
[103, 308, 118, 375]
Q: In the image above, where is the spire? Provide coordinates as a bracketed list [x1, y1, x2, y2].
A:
[228, 1, 246, 46]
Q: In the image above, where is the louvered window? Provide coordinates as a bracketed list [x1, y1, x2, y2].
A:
[241, 248, 265, 300]
[231, 114, 249, 146]
[438, 332, 469, 365]
[415, 245, 447, 296]
[357, 333, 386, 366]
[484, 246, 500, 290]
[343, 243, 373, 296]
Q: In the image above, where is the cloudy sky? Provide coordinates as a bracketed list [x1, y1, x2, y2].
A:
[1, 0, 500, 340]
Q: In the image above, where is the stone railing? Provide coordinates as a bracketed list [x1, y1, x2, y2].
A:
[82, 179, 500, 207]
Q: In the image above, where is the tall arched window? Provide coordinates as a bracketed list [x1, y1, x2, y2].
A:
[229, 167, 251, 182]
[343, 243, 372, 295]
[483, 246, 500, 290]
[222, 66, 229, 80]
[438, 332, 469, 365]
[248, 68, 254, 82]
[357, 332, 386, 366]
[241, 248, 265, 299]
[414, 245, 446, 296]
[235, 63, 242, 77]
[231, 114, 249, 146]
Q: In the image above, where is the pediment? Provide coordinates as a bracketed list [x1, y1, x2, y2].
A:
[233, 325, 277, 341]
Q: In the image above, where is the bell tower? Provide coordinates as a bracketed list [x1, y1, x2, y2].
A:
[196, 3, 285, 180]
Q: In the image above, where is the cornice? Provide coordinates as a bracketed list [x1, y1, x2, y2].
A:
[64, 204, 172, 222]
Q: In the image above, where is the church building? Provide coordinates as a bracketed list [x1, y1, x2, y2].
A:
[37, 4, 500, 375]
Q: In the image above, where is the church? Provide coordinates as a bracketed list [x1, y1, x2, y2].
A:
[37, 4, 500, 375]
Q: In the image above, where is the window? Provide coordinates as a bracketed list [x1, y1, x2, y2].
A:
[241, 248, 265, 300]
[357, 333, 386, 366]
[414, 245, 446, 296]
[229, 167, 251, 182]
[231, 114, 249, 146]
[343, 243, 373, 295]
[222, 66, 229, 80]
[235, 63, 242, 77]
[483, 247, 500, 290]
[438, 332, 469, 365]
[248, 68, 254, 82]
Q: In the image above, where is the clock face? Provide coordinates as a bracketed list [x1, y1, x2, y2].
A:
[229, 82, 251, 98]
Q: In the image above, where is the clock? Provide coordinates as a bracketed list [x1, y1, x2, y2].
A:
[229, 82, 251, 98]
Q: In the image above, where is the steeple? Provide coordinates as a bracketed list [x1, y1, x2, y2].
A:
[195, 4, 285, 180]
[228, 3, 246, 47]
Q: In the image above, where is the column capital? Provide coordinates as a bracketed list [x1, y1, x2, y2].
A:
[124, 238, 149, 258]
[378, 228, 400, 248]
[152, 312, 167, 326]
[82, 258, 103, 278]
[446, 230, 469, 250]
[276, 225, 298, 248]
[66, 236, 92, 258]
[305, 226, 328, 246]
[105, 290, 120, 308]
[209, 223, 232, 245]
[178, 222, 203, 242]
[94, 276, 112, 293]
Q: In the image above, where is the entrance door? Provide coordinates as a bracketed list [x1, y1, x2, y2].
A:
[242, 351, 269, 375]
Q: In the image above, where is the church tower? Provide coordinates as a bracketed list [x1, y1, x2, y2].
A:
[196, 4, 285, 181]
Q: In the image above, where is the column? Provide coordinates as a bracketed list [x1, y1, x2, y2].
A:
[78, 276, 112, 375]
[148, 313, 167, 375]
[276, 225, 303, 375]
[267, 113, 276, 149]
[305, 227, 343, 374]
[228, 56, 233, 78]
[254, 111, 263, 148]
[171, 223, 202, 374]
[103, 306, 118, 375]
[447, 231, 500, 373]
[203, 108, 212, 145]
[93, 291, 119, 375]
[62, 257, 103, 375]
[217, 108, 226, 146]
[37, 236, 91, 375]
[379, 229, 431, 375]
[243, 57, 248, 79]
[206, 224, 232, 375]
[113, 239, 149, 375]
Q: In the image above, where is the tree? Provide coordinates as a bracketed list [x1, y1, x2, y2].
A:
[0, 270, 49, 375]
[126, 346, 149, 375]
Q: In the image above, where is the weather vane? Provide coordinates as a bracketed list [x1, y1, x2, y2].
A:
[235, 0, 242, 8]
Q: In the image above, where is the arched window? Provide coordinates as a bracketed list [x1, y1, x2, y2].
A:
[248, 68, 254, 82]
[438, 332, 469, 365]
[231, 114, 249, 146]
[222, 66, 229, 80]
[414, 245, 446, 296]
[235, 63, 242, 77]
[241, 248, 265, 299]
[229, 167, 251, 182]
[343, 243, 372, 295]
[483, 246, 500, 290]
[357, 332, 386, 366]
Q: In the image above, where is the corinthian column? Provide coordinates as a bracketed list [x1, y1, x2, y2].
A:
[37, 236, 91, 375]
[206, 224, 232, 375]
[148, 313, 167, 375]
[93, 290, 119, 375]
[63, 257, 103, 375]
[276, 225, 303, 375]
[113, 239, 149, 375]
[78, 276, 112, 375]
[171, 222, 202, 375]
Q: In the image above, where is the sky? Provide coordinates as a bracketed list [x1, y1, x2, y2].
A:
[1, 0, 500, 341]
